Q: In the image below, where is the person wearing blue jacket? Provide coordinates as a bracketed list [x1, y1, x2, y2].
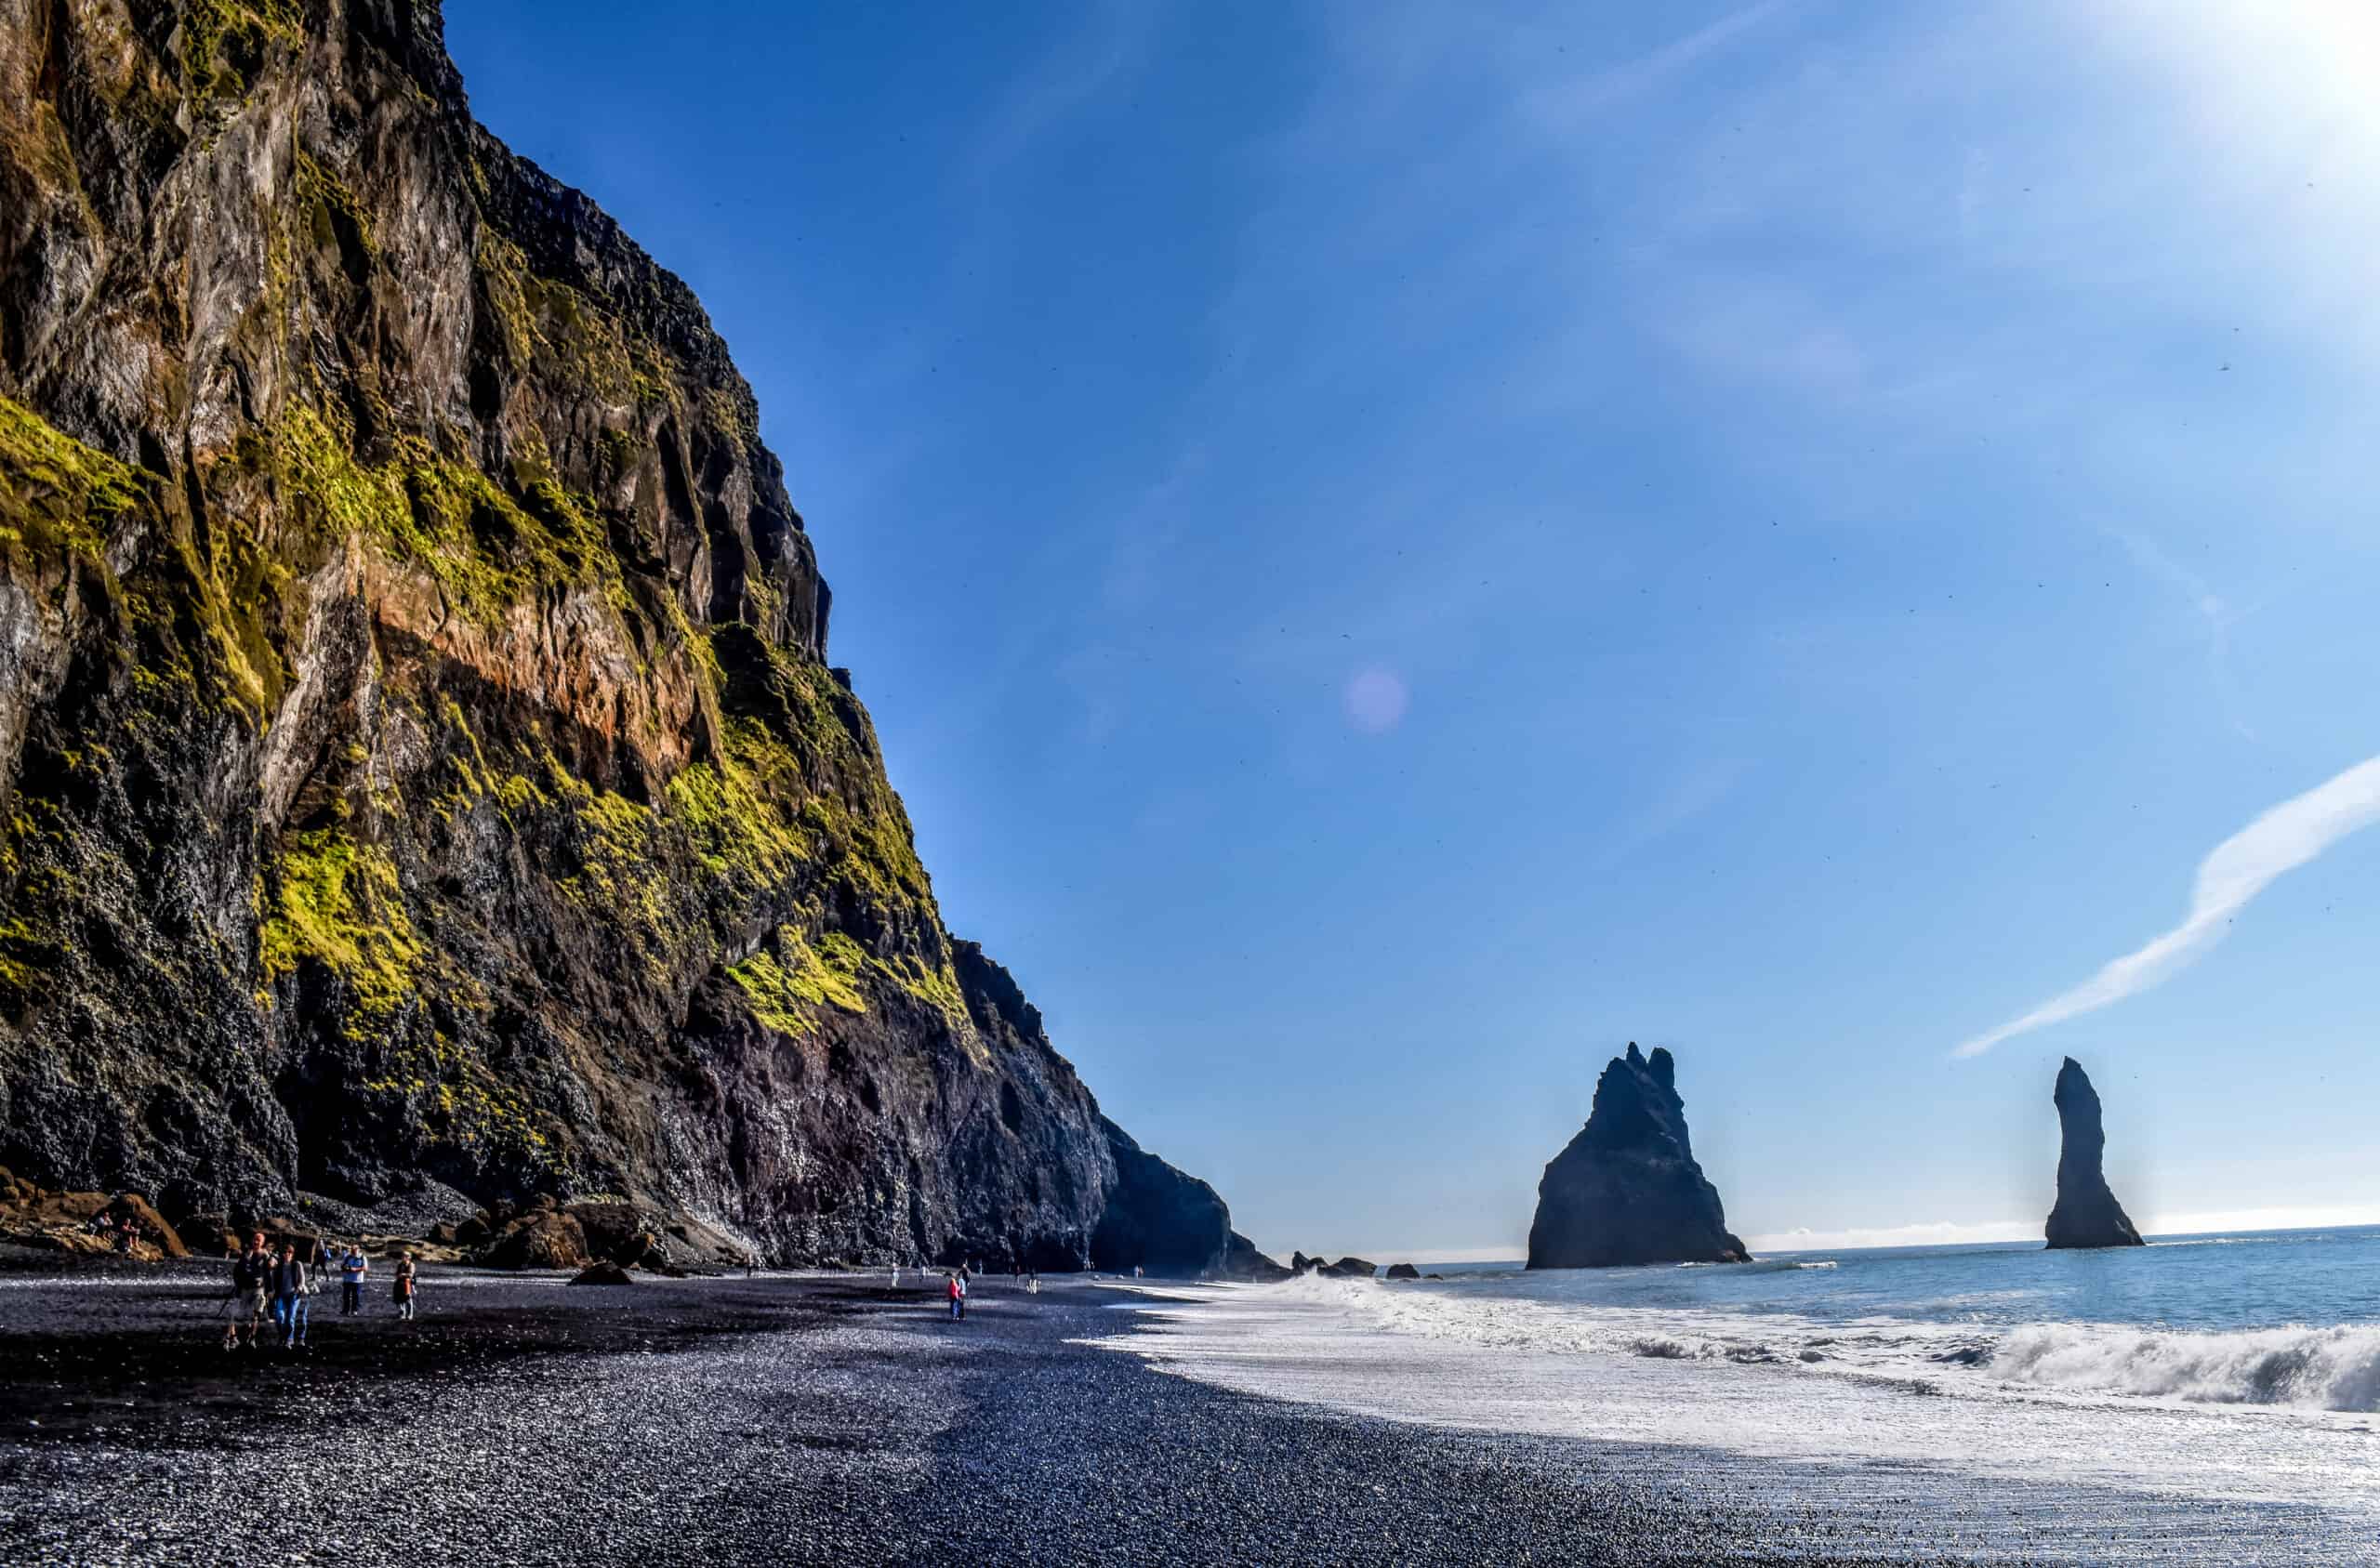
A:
[271, 1245, 310, 1348]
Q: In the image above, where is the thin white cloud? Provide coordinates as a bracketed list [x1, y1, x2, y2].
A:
[1750, 1218, 2042, 1253]
[2111, 528, 2261, 742]
[1515, 1, 1788, 128]
[1955, 752, 2380, 1057]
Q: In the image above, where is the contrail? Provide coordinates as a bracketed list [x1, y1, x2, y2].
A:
[1955, 753, 2380, 1058]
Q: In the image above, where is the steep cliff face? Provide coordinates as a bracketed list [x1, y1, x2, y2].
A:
[0, 0, 1252, 1272]
[1526, 1043, 1748, 1270]
[2043, 1057, 2146, 1250]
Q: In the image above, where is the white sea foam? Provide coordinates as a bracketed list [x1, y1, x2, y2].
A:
[1096, 1274, 2380, 1547]
[1992, 1322, 2380, 1412]
[1198, 1271, 2380, 1413]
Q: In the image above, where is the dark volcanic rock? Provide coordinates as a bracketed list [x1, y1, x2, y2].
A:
[1318, 1256, 1377, 1278]
[567, 1260, 635, 1286]
[479, 1211, 588, 1272]
[1383, 1262, 1421, 1281]
[1291, 1252, 1318, 1273]
[0, 0, 1251, 1272]
[1088, 1120, 1272, 1278]
[1219, 1231, 1292, 1283]
[2044, 1058, 2147, 1250]
[1527, 1043, 1750, 1270]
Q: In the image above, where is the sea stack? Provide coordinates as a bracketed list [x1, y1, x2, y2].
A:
[2044, 1058, 2147, 1249]
[1526, 1044, 1749, 1270]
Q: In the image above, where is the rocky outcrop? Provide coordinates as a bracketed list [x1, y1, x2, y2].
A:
[0, 0, 1250, 1270]
[2044, 1058, 2147, 1250]
[1219, 1232, 1292, 1283]
[1527, 1044, 1749, 1270]
[1383, 1262, 1420, 1281]
[568, 1260, 634, 1286]
[0, 1167, 188, 1258]
[1088, 1120, 1287, 1278]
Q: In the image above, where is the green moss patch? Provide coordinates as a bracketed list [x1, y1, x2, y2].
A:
[258, 828, 423, 1013]
[729, 929, 869, 1034]
[178, 0, 300, 103]
[0, 395, 149, 570]
[255, 404, 619, 623]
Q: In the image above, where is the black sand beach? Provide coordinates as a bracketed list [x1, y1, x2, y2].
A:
[0, 1256, 2321, 1565]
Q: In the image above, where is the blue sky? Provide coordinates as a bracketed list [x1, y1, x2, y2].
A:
[447, 2, 2380, 1259]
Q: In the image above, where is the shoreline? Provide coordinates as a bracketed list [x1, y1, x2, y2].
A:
[0, 1259, 2353, 1564]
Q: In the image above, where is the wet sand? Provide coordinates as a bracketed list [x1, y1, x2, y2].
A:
[0, 1254, 2265, 1564]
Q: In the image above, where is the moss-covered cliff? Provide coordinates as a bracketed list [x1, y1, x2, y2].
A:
[0, 0, 1258, 1272]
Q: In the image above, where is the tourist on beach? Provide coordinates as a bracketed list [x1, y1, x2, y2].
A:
[339, 1244, 369, 1314]
[392, 1252, 418, 1320]
[945, 1271, 963, 1320]
[225, 1232, 271, 1350]
[272, 1244, 310, 1348]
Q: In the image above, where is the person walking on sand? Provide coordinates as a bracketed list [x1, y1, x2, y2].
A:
[392, 1252, 418, 1321]
[226, 1232, 271, 1350]
[339, 1244, 369, 1315]
[272, 1244, 310, 1349]
[945, 1271, 962, 1321]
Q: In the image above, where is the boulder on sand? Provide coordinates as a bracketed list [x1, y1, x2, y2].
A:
[568, 1261, 635, 1286]
[566, 1202, 668, 1269]
[1527, 1043, 1749, 1270]
[479, 1210, 590, 1271]
[107, 1194, 189, 1258]
[2044, 1058, 2148, 1249]
[0, 1178, 184, 1260]
[1383, 1262, 1421, 1281]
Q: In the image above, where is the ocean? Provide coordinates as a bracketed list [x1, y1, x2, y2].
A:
[1104, 1226, 2380, 1559]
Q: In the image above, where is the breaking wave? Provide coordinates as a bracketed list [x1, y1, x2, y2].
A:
[1991, 1323, 2380, 1413]
[1226, 1265, 2380, 1414]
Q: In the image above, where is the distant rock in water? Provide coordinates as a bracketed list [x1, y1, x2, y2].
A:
[1526, 1044, 1750, 1270]
[1383, 1262, 1421, 1281]
[2044, 1058, 2147, 1250]
[1318, 1256, 1377, 1279]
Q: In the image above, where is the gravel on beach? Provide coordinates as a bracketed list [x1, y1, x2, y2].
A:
[0, 1258, 2333, 1565]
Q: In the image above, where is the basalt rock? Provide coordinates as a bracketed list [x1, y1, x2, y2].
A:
[0, 0, 1249, 1272]
[1527, 1043, 1750, 1270]
[0, 1177, 184, 1258]
[478, 1210, 588, 1272]
[1318, 1256, 1376, 1278]
[1383, 1262, 1420, 1281]
[2044, 1058, 2147, 1250]
[1218, 1232, 1291, 1283]
[568, 1260, 634, 1286]
[1089, 1119, 1283, 1278]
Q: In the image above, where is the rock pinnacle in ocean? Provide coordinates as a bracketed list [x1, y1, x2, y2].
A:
[2043, 1057, 2148, 1249]
[1526, 1043, 1749, 1270]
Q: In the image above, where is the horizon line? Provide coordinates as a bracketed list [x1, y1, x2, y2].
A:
[1263, 1203, 2380, 1265]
